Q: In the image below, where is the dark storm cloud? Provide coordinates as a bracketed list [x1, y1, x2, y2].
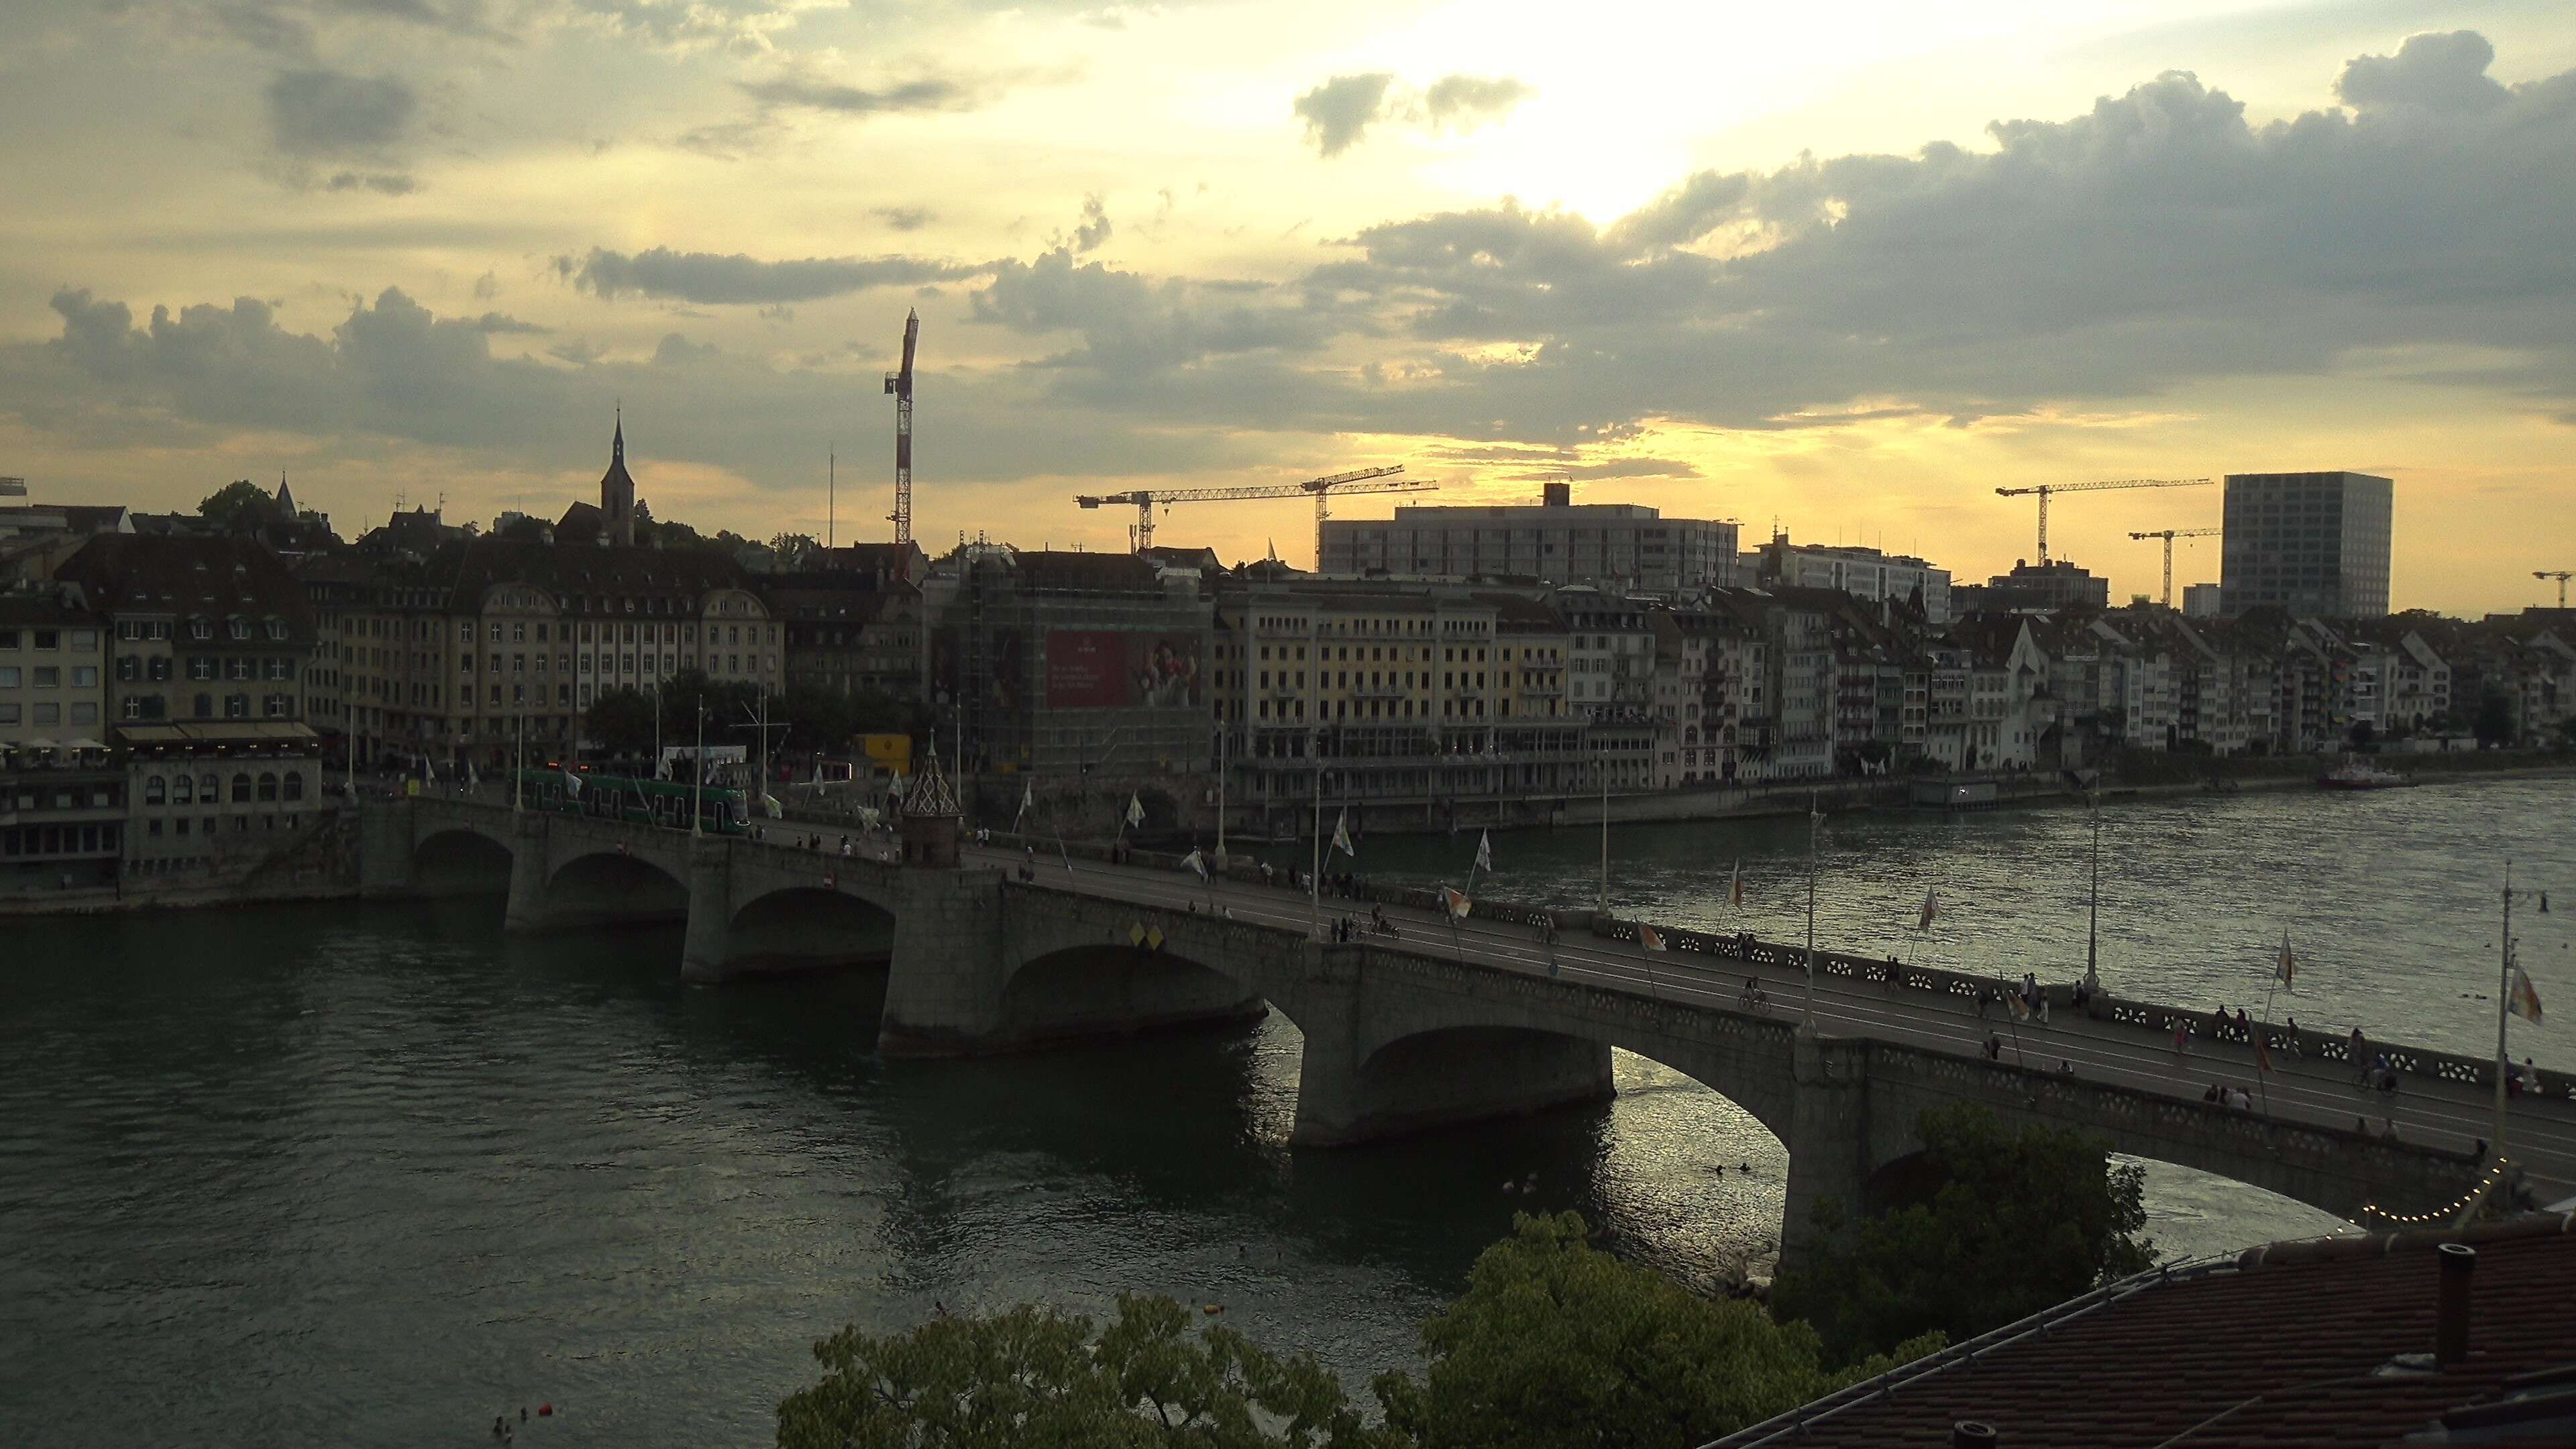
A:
[557, 247, 994, 305]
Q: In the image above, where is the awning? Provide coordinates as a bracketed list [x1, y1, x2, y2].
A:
[111, 722, 323, 749]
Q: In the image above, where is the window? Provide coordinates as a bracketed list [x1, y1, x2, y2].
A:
[257, 773, 278, 802]
[72, 665, 98, 688]
[458, 622, 473, 644]
[174, 775, 194, 805]
[32, 667, 58, 688]
[193, 693, 213, 716]
[33, 702, 58, 724]
[34, 630, 58, 650]
[117, 656, 140, 682]
[0, 703, 17, 726]
[149, 656, 170, 682]
[0, 666, 15, 688]
[283, 772, 303, 802]
[70, 703, 97, 725]
[231, 773, 252, 802]
[266, 620, 288, 641]
[225, 694, 248, 719]
[190, 618, 213, 641]
[227, 619, 249, 641]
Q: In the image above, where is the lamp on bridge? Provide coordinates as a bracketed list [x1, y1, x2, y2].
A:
[902, 733, 963, 868]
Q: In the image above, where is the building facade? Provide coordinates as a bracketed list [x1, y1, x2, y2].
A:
[0, 586, 123, 889]
[1318, 485, 1739, 594]
[1744, 535, 1952, 623]
[2219, 471, 2394, 619]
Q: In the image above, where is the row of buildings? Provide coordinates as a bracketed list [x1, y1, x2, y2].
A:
[0, 439, 2544, 885]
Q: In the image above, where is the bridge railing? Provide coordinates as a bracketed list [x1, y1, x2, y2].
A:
[979, 826, 2575, 1108]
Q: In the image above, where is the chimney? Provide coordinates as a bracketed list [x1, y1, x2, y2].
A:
[1543, 480, 1571, 508]
[1951, 1422, 1998, 1447]
[2436, 1242, 2475, 1367]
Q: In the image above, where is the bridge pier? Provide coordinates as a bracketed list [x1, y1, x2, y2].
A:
[680, 834, 736, 985]
[1778, 1028, 1872, 1282]
[500, 811, 555, 932]
[358, 799, 415, 898]
[877, 867, 1010, 1054]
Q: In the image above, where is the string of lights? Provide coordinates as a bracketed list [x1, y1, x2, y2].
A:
[2360, 1157, 2510, 1228]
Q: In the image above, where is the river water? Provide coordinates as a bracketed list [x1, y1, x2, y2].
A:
[2, 776, 2569, 1446]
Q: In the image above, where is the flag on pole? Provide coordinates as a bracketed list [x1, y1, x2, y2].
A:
[761, 792, 783, 820]
[2510, 964, 2546, 1026]
[1015, 779, 1034, 830]
[1638, 924, 1668, 951]
[1184, 848, 1208, 881]
[562, 767, 584, 797]
[1728, 860, 1744, 908]
[467, 761, 479, 789]
[2008, 991, 2030, 1021]
[1331, 807, 1356, 858]
[419, 754, 432, 782]
[2275, 929, 2296, 991]
[1439, 885, 1472, 919]
[1916, 887, 1941, 932]
[1125, 793, 1146, 828]
[1474, 830, 1492, 874]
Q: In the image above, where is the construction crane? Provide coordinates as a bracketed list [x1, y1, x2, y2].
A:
[881, 308, 918, 547]
[1994, 478, 2214, 564]
[2540, 570, 2574, 608]
[1075, 466, 1428, 561]
[2128, 528, 2222, 608]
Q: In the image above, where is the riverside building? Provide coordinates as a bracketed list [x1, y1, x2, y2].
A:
[1316, 483, 1738, 594]
[2219, 470, 2394, 619]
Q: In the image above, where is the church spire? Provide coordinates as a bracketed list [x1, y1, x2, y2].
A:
[612, 404, 625, 464]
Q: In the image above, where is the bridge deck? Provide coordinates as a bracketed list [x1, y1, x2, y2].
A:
[966, 843, 2576, 1208]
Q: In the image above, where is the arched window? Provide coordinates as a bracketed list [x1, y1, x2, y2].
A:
[256, 772, 278, 802]
[231, 773, 252, 803]
[172, 774, 194, 805]
[199, 773, 219, 801]
[145, 774, 166, 805]
[282, 771, 304, 802]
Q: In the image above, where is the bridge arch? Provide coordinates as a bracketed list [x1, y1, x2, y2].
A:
[727, 885, 899, 973]
[543, 848, 690, 927]
[999, 939, 1269, 1048]
[411, 825, 515, 896]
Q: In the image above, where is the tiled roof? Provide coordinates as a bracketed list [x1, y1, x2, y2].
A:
[423, 537, 757, 610]
[1711, 1213, 2576, 1449]
[52, 534, 317, 640]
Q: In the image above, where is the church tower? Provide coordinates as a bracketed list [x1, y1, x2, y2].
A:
[599, 409, 636, 546]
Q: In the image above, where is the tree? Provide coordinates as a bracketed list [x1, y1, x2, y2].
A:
[1371, 1212, 1939, 1449]
[2348, 719, 2376, 749]
[2473, 689, 2517, 747]
[583, 686, 661, 757]
[1773, 1105, 2153, 1365]
[769, 532, 822, 566]
[197, 480, 278, 535]
[776, 1294, 1399, 1449]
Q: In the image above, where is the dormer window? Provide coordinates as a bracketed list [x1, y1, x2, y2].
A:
[189, 617, 213, 641]
[227, 618, 250, 641]
[265, 619, 288, 641]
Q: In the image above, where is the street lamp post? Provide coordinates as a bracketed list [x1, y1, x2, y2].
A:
[1309, 726, 1323, 941]
[2085, 786, 2102, 994]
[1804, 790, 1821, 1027]
[691, 703, 706, 835]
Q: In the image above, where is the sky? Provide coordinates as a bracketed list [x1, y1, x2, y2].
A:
[1, 0, 2571, 613]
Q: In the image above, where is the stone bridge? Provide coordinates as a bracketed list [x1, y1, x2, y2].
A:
[362, 797, 2511, 1271]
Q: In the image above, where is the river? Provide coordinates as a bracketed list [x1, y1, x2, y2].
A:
[2, 775, 2567, 1446]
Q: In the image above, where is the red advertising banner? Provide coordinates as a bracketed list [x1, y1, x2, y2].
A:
[1046, 630, 1127, 708]
[1045, 630, 1202, 708]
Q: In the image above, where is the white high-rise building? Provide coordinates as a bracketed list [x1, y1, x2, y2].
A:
[1317, 483, 1737, 594]
[1743, 534, 1952, 623]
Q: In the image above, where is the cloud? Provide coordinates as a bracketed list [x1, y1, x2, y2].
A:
[473, 311, 549, 334]
[1422, 74, 1534, 133]
[735, 72, 973, 116]
[323, 170, 419, 194]
[1296, 71, 1533, 156]
[873, 206, 932, 232]
[1295, 72, 1393, 158]
[557, 246, 992, 304]
[265, 67, 417, 157]
[954, 32, 2576, 451]
[2334, 30, 2510, 113]
[1071, 195, 1111, 253]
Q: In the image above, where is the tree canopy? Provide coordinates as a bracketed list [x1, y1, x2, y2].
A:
[776, 1294, 1399, 1449]
[1772, 1104, 2154, 1365]
[197, 479, 278, 534]
[1372, 1212, 1937, 1449]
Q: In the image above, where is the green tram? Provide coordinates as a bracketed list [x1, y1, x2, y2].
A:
[507, 769, 751, 835]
